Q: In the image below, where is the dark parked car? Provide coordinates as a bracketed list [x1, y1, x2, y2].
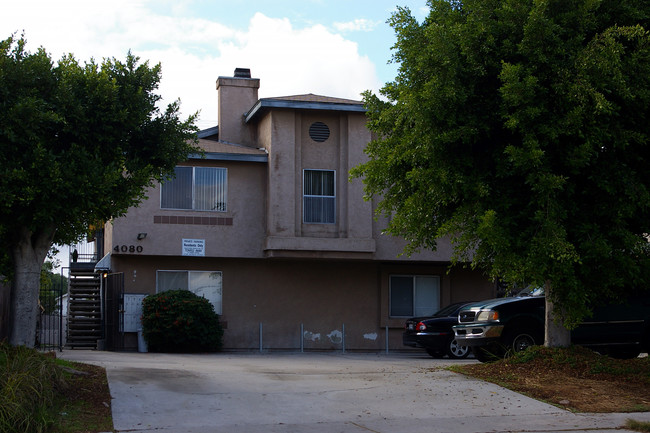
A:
[403, 302, 475, 359]
[453, 288, 650, 362]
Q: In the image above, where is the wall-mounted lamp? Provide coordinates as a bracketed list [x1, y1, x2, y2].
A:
[137, 232, 147, 240]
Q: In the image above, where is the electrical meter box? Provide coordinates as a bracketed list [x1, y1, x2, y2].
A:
[123, 294, 146, 332]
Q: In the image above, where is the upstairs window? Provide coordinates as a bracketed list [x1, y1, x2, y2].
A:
[303, 169, 335, 224]
[161, 166, 227, 211]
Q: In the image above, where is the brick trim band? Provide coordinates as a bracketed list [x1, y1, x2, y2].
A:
[154, 215, 233, 226]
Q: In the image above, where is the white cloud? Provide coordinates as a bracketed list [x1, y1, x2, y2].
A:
[2, 4, 380, 130]
[146, 12, 380, 129]
[220, 13, 378, 96]
[333, 19, 379, 32]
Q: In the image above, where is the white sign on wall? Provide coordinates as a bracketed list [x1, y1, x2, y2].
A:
[182, 238, 205, 256]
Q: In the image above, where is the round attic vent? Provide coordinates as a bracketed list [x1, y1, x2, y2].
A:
[309, 122, 330, 142]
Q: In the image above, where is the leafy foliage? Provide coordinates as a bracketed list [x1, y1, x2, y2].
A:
[141, 290, 224, 353]
[0, 34, 199, 346]
[352, 0, 650, 327]
[0, 34, 199, 247]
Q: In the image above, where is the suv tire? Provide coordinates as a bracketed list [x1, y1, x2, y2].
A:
[504, 328, 540, 354]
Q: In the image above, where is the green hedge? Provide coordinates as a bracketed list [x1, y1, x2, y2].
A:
[141, 290, 224, 352]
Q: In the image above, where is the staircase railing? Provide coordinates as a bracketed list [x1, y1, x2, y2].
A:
[69, 241, 98, 265]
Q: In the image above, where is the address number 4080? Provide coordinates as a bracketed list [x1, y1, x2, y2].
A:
[114, 245, 143, 253]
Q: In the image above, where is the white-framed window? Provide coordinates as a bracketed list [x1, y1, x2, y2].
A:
[303, 169, 335, 224]
[389, 275, 440, 317]
[156, 270, 223, 314]
[161, 166, 227, 211]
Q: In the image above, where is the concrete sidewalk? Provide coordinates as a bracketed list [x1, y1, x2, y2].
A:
[60, 350, 650, 433]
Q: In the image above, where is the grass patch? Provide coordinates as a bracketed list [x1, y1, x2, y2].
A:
[626, 419, 650, 432]
[51, 359, 113, 433]
[0, 342, 64, 432]
[0, 342, 113, 433]
[451, 346, 650, 413]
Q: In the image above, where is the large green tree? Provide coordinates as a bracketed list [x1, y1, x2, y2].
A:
[352, 0, 650, 346]
[0, 35, 199, 347]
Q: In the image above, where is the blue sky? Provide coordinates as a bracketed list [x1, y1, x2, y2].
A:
[2, 0, 429, 130]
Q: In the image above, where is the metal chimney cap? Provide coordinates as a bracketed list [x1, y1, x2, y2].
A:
[234, 68, 251, 78]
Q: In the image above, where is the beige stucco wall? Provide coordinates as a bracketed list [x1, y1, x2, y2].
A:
[256, 107, 383, 260]
[109, 158, 267, 259]
[216, 76, 259, 146]
[111, 254, 494, 351]
[264, 109, 298, 238]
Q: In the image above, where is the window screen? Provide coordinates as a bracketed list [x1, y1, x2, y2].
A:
[303, 169, 335, 223]
[161, 166, 227, 211]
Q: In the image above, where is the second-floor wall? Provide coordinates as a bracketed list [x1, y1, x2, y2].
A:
[106, 71, 458, 263]
[256, 107, 376, 259]
[107, 150, 268, 259]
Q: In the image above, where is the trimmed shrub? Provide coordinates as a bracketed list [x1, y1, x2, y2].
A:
[141, 290, 224, 352]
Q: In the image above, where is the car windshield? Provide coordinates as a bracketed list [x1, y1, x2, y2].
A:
[517, 286, 545, 297]
[432, 302, 469, 317]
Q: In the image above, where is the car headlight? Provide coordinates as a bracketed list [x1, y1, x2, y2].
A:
[476, 310, 499, 322]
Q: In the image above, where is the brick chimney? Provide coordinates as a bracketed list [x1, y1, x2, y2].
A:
[216, 68, 260, 146]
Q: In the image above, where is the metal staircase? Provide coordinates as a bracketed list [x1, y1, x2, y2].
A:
[66, 266, 102, 349]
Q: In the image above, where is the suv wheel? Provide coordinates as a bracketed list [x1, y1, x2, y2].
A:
[505, 328, 539, 353]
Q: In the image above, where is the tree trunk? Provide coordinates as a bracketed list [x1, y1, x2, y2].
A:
[544, 281, 571, 347]
[9, 226, 55, 347]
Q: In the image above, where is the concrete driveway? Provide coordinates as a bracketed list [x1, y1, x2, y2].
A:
[60, 351, 650, 433]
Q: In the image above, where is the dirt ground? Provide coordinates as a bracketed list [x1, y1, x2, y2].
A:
[55, 362, 113, 433]
[455, 346, 650, 413]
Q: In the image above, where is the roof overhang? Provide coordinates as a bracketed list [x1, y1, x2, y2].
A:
[197, 126, 219, 139]
[94, 253, 111, 272]
[245, 98, 366, 123]
[189, 151, 267, 163]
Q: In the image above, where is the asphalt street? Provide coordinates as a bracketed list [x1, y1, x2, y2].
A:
[59, 350, 650, 433]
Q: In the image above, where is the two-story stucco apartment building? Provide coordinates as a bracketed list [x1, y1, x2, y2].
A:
[99, 68, 495, 351]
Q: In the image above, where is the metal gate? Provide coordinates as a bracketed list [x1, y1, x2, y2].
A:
[37, 273, 65, 351]
[104, 272, 125, 351]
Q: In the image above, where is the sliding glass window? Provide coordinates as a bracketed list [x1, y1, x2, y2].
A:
[161, 166, 227, 211]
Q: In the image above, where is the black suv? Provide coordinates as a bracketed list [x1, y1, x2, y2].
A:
[453, 289, 650, 362]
